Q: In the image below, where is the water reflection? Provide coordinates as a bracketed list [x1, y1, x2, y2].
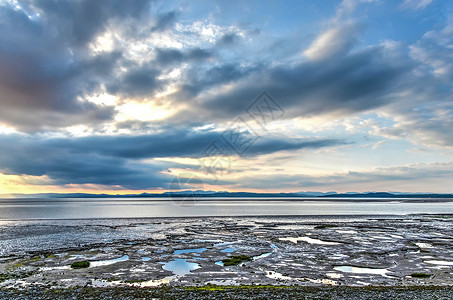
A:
[1, 198, 453, 220]
[90, 255, 129, 268]
[174, 248, 207, 255]
[162, 258, 200, 276]
[334, 266, 389, 276]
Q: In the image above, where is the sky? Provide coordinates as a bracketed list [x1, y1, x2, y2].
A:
[0, 0, 452, 195]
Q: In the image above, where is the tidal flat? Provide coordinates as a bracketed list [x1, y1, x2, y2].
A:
[0, 215, 452, 298]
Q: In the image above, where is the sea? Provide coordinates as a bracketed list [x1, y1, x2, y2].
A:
[0, 198, 452, 220]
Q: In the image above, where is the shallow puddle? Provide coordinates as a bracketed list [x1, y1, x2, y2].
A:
[336, 230, 357, 234]
[173, 248, 207, 255]
[40, 266, 71, 271]
[214, 241, 241, 247]
[415, 242, 433, 249]
[254, 252, 272, 260]
[220, 248, 236, 253]
[162, 258, 200, 276]
[334, 266, 389, 276]
[425, 260, 453, 266]
[90, 255, 129, 268]
[279, 236, 340, 245]
[69, 254, 86, 259]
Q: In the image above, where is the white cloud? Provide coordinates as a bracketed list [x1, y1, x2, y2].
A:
[370, 19, 453, 150]
[402, 0, 434, 10]
[303, 22, 362, 60]
[410, 19, 453, 80]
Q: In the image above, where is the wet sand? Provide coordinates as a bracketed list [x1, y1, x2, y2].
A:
[0, 215, 452, 298]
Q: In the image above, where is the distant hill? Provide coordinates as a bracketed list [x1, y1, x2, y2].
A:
[3, 191, 453, 199]
[320, 192, 453, 198]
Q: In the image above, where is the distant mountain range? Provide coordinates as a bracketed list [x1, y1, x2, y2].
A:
[2, 191, 453, 199]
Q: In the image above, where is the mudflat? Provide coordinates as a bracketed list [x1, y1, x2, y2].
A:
[0, 215, 452, 298]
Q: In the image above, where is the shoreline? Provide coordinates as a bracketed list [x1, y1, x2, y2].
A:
[1, 213, 453, 222]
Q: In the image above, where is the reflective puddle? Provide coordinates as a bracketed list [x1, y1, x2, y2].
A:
[254, 252, 272, 260]
[69, 254, 86, 260]
[280, 236, 340, 245]
[334, 266, 389, 276]
[220, 248, 236, 253]
[425, 260, 453, 266]
[90, 255, 129, 268]
[162, 258, 200, 276]
[415, 242, 433, 249]
[174, 248, 207, 255]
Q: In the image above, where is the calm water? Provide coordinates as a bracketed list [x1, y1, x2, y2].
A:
[0, 198, 452, 220]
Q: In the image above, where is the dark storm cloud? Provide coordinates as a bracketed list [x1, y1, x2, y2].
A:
[0, 132, 345, 188]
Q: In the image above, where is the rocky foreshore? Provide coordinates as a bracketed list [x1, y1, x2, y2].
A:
[1, 215, 452, 297]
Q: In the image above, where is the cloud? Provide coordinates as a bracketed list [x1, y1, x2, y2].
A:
[0, 0, 452, 193]
[215, 33, 240, 46]
[225, 162, 453, 192]
[173, 44, 410, 125]
[107, 66, 162, 98]
[26, 0, 152, 46]
[154, 47, 212, 66]
[303, 22, 362, 60]
[0, 131, 345, 189]
[0, 134, 171, 189]
[151, 10, 179, 32]
[410, 19, 453, 80]
[373, 103, 453, 148]
[402, 0, 434, 10]
[372, 20, 453, 149]
[0, 1, 156, 131]
[0, 1, 246, 131]
[149, 17, 414, 130]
